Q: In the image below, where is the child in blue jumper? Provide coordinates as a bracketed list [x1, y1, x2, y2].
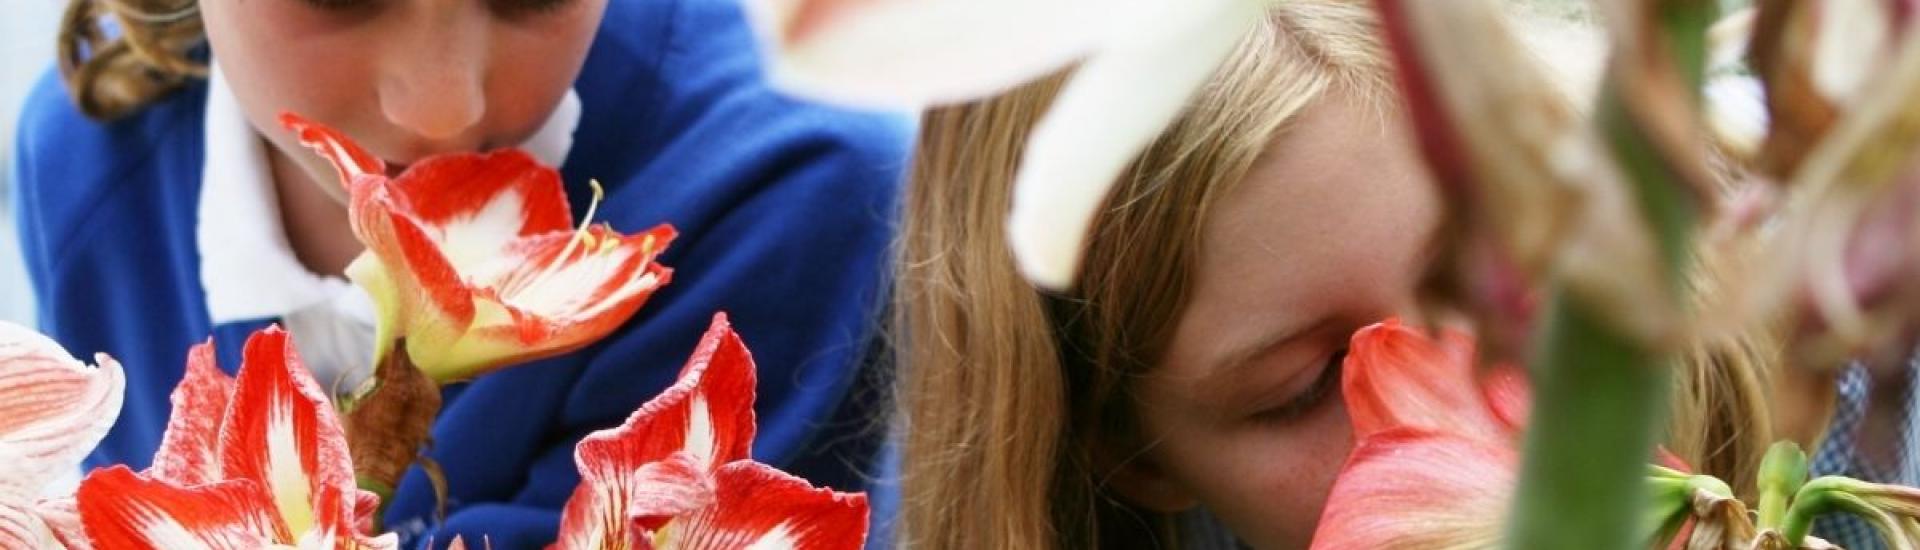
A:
[15, 0, 909, 546]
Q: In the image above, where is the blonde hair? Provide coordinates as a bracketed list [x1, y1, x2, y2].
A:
[894, 1, 1778, 547]
[57, 0, 206, 119]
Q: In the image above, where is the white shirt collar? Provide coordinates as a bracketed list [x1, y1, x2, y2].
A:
[196, 61, 582, 387]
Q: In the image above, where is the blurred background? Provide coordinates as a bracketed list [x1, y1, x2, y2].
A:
[0, 0, 1742, 331]
[0, 1, 59, 327]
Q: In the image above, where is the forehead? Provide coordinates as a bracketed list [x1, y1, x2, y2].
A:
[1166, 92, 1439, 373]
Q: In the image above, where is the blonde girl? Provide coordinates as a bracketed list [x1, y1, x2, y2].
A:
[893, 1, 1774, 547]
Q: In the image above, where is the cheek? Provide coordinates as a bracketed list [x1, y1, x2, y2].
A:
[201, 0, 372, 120]
[1152, 396, 1353, 549]
[481, 7, 604, 137]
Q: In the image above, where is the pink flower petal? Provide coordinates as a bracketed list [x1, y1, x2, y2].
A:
[1309, 429, 1516, 550]
[148, 341, 234, 486]
[1341, 319, 1514, 441]
[0, 322, 126, 482]
[36, 497, 89, 550]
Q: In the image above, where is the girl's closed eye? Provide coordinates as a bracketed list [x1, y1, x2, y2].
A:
[295, 0, 378, 14]
[290, 0, 577, 17]
[1252, 347, 1346, 425]
[489, 0, 578, 18]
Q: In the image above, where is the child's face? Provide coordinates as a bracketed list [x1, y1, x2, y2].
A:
[201, 0, 606, 197]
[1121, 93, 1440, 548]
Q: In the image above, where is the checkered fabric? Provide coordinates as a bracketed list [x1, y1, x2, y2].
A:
[1809, 359, 1916, 550]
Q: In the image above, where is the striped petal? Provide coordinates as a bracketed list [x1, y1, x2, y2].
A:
[1005, 0, 1265, 288]
[0, 321, 125, 485]
[552, 314, 758, 550]
[216, 327, 367, 546]
[407, 224, 677, 382]
[76, 466, 286, 549]
[0, 454, 59, 550]
[646, 461, 868, 550]
[148, 341, 234, 486]
[279, 113, 385, 192]
[37, 497, 90, 550]
[1309, 430, 1515, 550]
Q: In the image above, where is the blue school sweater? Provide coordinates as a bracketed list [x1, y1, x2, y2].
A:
[11, 0, 909, 546]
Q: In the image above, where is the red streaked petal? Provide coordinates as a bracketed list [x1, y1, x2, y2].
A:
[36, 497, 90, 550]
[367, 191, 477, 331]
[649, 461, 868, 550]
[554, 314, 758, 549]
[551, 453, 716, 550]
[217, 326, 359, 540]
[0, 321, 126, 485]
[407, 225, 677, 382]
[1341, 319, 1508, 440]
[0, 497, 55, 550]
[76, 465, 287, 548]
[149, 341, 235, 486]
[279, 113, 386, 190]
[480, 224, 678, 345]
[385, 150, 572, 239]
[1308, 430, 1515, 550]
[573, 313, 757, 473]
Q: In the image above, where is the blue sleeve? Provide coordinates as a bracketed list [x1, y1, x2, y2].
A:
[14, 68, 69, 327]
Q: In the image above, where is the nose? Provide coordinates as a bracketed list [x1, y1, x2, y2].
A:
[377, 3, 489, 142]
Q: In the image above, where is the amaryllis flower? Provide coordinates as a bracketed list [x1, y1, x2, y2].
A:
[280, 113, 677, 382]
[744, 0, 1273, 288]
[551, 313, 867, 550]
[1310, 320, 1719, 549]
[0, 321, 124, 549]
[1309, 319, 1528, 550]
[74, 326, 396, 549]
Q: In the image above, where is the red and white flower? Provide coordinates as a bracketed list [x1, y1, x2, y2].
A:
[281, 114, 677, 383]
[551, 313, 868, 550]
[0, 321, 125, 549]
[74, 327, 395, 549]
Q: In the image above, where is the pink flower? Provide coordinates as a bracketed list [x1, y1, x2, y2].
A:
[1309, 319, 1529, 550]
[0, 322, 125, 549]
[551, 314, 868, 550]
[75, 327, 395, 549]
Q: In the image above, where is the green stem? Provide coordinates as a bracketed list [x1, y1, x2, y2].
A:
[1504, 295, 1672, 549]
[1781, 478, 1844, 545]
[1757, 441, 1810, 529]
[1503, 3, 1714, 547]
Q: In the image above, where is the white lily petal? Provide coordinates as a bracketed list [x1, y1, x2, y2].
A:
[1007, 0, 1265, 288]
[1812, 0, 1893, 105]
[752, 0, 1146, 107]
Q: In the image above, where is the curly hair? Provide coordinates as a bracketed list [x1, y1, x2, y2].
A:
[56, 0, 207, 119]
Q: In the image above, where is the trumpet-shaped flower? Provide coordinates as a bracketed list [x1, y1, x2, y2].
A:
[75, 327, 395, 549]
[282, 114, 676, 382]
[551, 314, 867, 550]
